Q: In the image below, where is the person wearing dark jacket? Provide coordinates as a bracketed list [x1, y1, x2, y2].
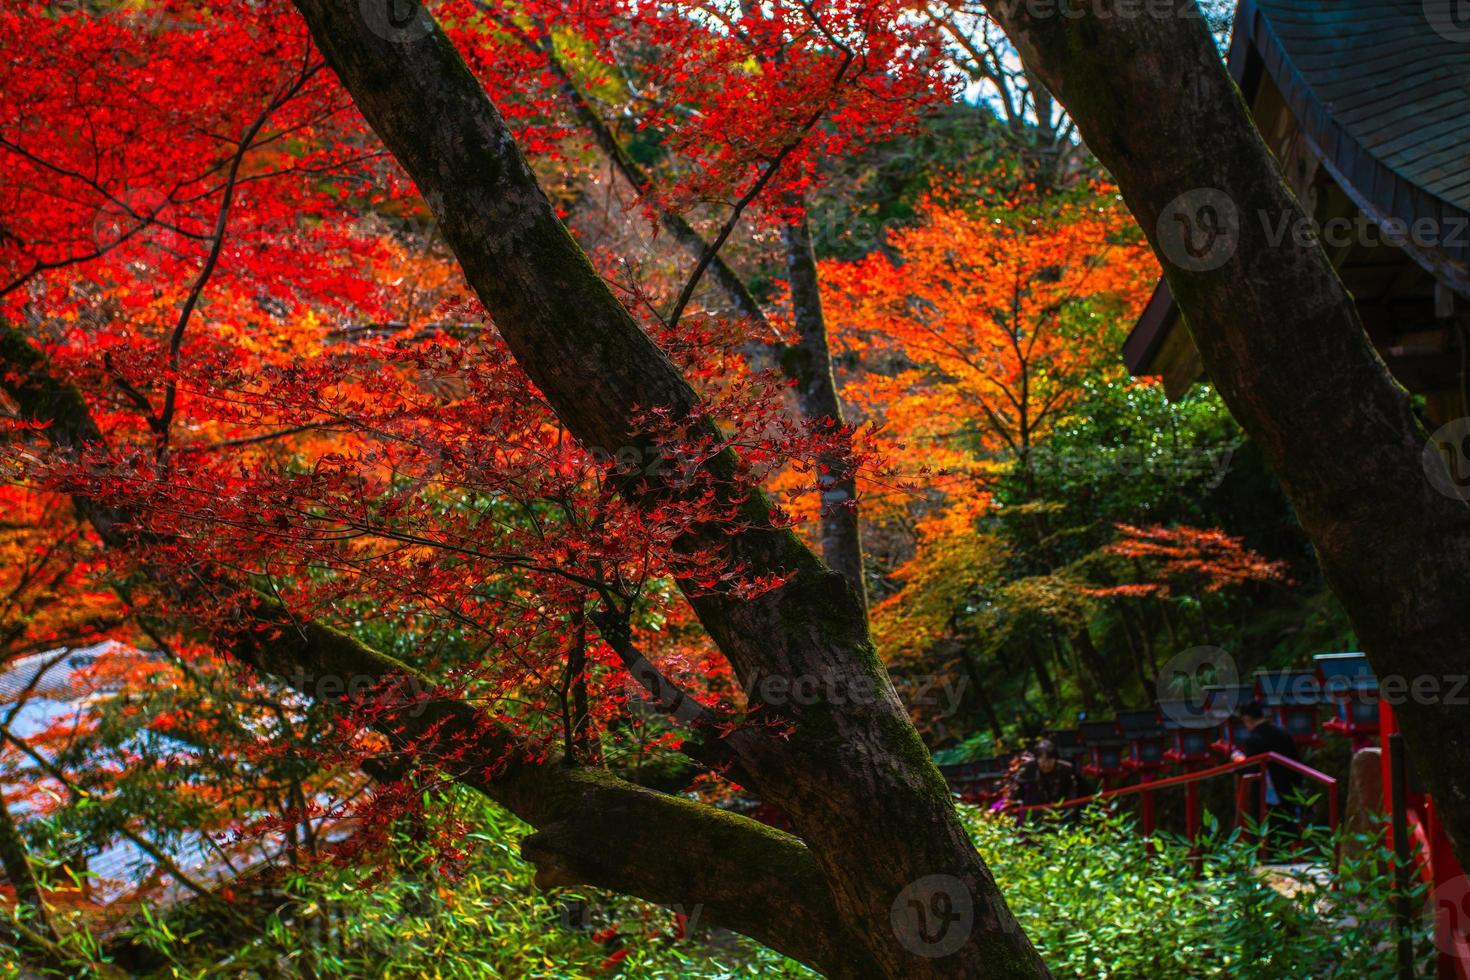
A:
[1008, 739, 1093, 824]
[1232, 700, 1304, 849]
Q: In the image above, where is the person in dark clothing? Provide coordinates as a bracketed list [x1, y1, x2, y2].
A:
[1232, 700, 1303, 801]
[1232, 700, 1304, 849]
[1008, 739, 1093, 824]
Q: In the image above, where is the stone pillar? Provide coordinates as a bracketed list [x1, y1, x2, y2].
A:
[1342, 746, 1385, 865]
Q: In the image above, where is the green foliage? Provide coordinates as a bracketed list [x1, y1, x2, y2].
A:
[901, 371, 1356, 737]
[962, 806, 1434, 978]
[2, 794, 1437, 979]
[932, 729, 1001, 765]
[1026, 380, 1241, 522]
[85, 791, 813, 979]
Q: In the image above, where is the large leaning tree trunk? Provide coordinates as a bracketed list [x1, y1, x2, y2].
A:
[984, 0, 1470, 862]
[283, 3, 1047, 974]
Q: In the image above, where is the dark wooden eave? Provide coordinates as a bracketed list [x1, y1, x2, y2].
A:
[1124, 0, 1470, 390]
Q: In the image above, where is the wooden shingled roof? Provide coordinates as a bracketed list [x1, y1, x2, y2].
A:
[1242, 0, 1470, 276]
[1262, 0, 1470, 213]
[1125, 0, 1470, 384]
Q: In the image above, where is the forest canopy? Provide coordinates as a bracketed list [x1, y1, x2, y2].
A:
[0, 1, 1464, 978]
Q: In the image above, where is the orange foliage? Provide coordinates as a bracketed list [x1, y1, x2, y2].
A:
[0, 488, 120, 662]
[821, 184, 1156, 516]
[1086, 522, 1291, 598]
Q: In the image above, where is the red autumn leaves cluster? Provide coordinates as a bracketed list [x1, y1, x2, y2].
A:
[0, 1, 954, 858]
[1086, 522, 1291, 599]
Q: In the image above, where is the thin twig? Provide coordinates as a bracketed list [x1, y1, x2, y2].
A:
[156, 59, 322, 455]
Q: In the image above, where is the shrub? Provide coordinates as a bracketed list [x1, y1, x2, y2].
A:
[6, 795, 1433, 977]
[961, 804, 1433, 978]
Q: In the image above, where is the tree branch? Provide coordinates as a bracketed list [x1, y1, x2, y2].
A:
[0, 319, 877, 978]
[282, 3, 1048, 973]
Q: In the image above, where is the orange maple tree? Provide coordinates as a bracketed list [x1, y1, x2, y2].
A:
[820, 182, 1156, 517]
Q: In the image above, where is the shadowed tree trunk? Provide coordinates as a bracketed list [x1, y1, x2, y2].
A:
[957, 646, 1005, 739]
[782, 204, 868, 611]
[1022, 638, 1057, 701]
[1070, 627, 1123, 712]
[985, 0, 1470, 866]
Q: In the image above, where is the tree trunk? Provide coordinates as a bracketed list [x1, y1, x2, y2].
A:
[782, 205, 868, 611]
[986, 0, 1470, 866]
[1069, 627, 1123, 712]
[12, 3, 1053, 974]
[553, 45, 867, 611]
[1134, 602, 1160, 673]
[1117, 604, 1154, 691]
[288, 1, 1047, 971]
[1047, 630, 1094, 713]
[1023, 640, 1057, 701]
[959, 648, 1006, 739]
[543, 50, 773, 338]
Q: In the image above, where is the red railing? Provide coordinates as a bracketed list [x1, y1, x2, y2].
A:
[1003, 751, 1340, 862]
[1381, 701, 1469, 980]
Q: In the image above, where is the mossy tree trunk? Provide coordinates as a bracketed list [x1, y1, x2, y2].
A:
[984, 0, 1470, 866]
